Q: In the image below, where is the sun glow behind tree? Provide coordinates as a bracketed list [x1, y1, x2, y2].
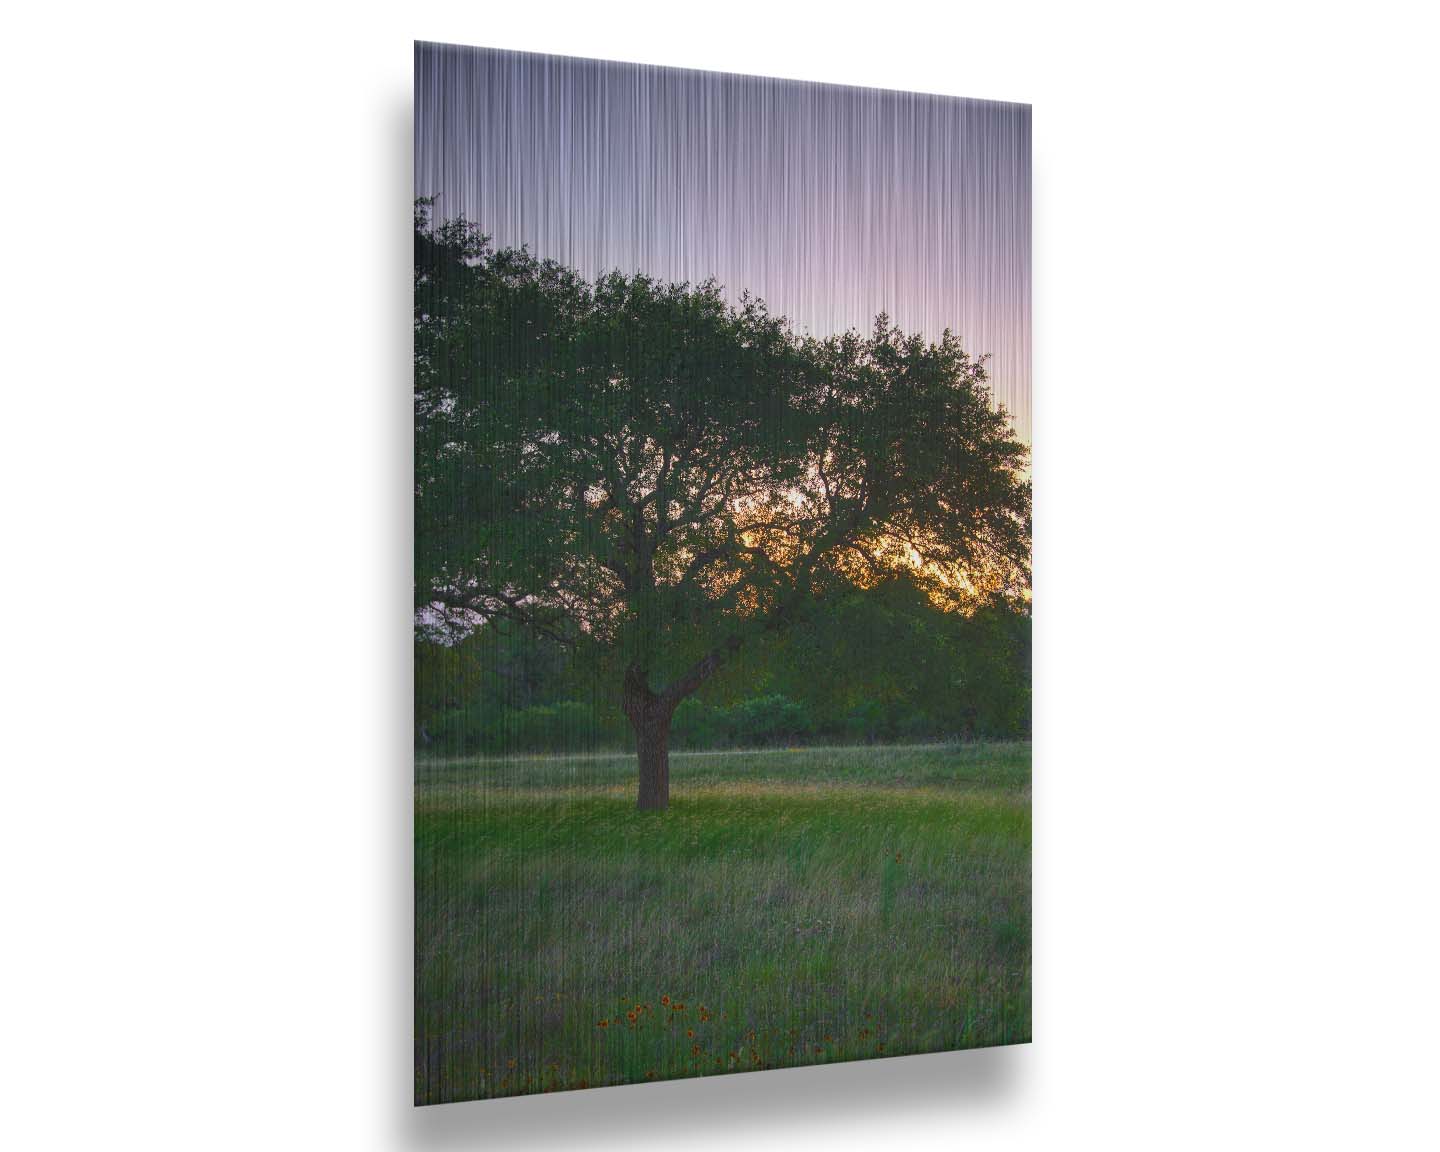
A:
[415, 205, 1029, 808]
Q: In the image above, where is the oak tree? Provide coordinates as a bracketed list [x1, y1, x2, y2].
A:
[415, 205, 1030, 808]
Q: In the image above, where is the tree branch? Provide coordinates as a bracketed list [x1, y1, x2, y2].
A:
[657, 634, 743, 710]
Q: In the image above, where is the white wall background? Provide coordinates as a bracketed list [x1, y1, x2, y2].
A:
[2, 2, 1437, 1148]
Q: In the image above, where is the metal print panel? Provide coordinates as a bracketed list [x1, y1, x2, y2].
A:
[414, 40, 1031, 1105]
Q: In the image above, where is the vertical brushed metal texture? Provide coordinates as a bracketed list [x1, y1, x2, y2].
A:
[414, 42, 1030, 441]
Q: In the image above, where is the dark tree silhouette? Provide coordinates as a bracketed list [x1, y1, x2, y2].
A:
[415, 203, 1031, 808]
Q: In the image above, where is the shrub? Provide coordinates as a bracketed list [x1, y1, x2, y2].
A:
[723, 694, 813, 747]
[422, 700, 626, 754]
[671, 698, 722, 749]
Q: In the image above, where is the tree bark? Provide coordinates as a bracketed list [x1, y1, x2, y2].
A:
[622, 639, 740, 810]
[623, 664, 674, 811]
[634, 708, 672, 811]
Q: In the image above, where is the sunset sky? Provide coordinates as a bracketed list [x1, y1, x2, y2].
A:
[414, 42, 1031, 443]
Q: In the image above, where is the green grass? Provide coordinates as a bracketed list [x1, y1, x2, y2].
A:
[415, 741, 1030, 1104]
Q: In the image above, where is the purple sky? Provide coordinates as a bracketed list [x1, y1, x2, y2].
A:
[415, 42, 1031, 442]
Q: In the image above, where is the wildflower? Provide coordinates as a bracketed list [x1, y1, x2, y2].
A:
[661, 995, 671, 1006]
[687, 1029, 695, 1038]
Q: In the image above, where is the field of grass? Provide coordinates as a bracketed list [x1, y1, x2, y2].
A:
[415, 741, 1030, 1104]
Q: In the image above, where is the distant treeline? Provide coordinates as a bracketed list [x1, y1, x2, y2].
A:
[417, 575, 1029, 755]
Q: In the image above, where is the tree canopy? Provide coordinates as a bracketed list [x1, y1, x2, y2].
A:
[415, 202, 1031, 807]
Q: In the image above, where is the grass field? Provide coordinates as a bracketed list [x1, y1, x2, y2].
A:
[415, 741, 1031, 1104]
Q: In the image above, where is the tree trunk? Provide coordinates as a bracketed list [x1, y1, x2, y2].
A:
[621, 640, 737, 810]
[623, 664, 675, 810]
[634, 708, 672, 811]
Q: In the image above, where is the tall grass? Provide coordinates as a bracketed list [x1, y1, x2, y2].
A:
[415, 742, 1030, 1103]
